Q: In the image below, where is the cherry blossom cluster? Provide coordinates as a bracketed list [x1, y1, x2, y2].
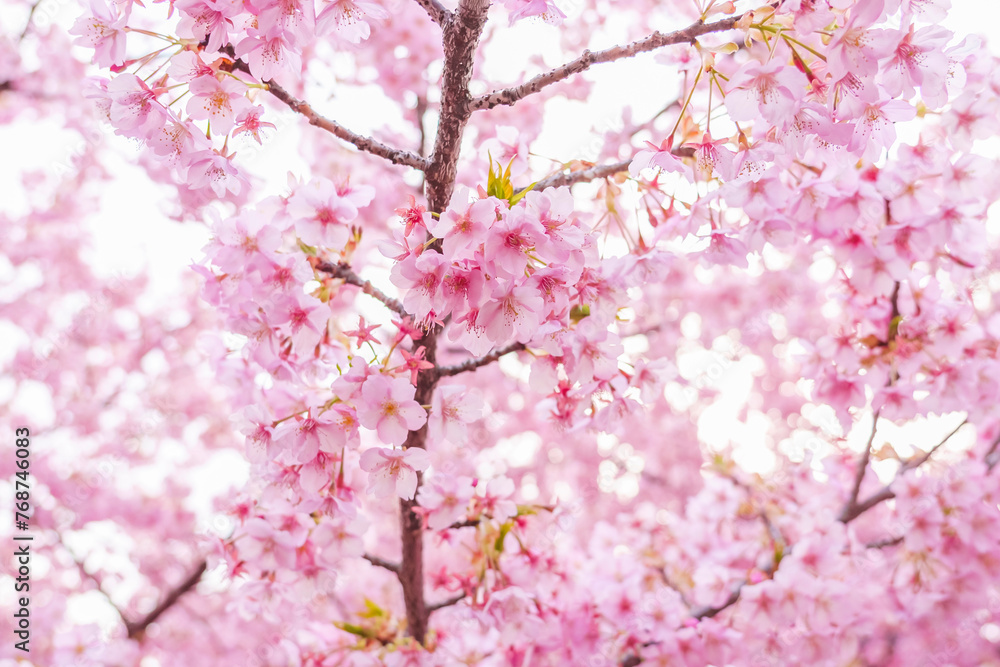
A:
[10, 0, 1000, 663]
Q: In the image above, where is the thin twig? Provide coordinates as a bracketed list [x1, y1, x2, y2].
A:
[59, 536, 129, 624]
[841, 415, 969, 524]
[264, 81, 429, 169]
[436, 342, 526, 376]
[866, 535, 904, 549]
[520, 149, 695, 194]
[363, 553, 401, 574]
[126, 560, 207, 639]
[415, 94, 429, 158]
[314, 260, 407, 316]
[427, 591, 466, 613]
[19, 0, 41, 41]
[986, 433, 1000, 472]
[691, 583, 745, 620]
[412, 0, 450, 25]
[519, 160, 630, 194]
[838, 410, 881, 523]
[221, 46, 428, 170]
[628, 96, 682, 138]
[470, 16, 744, 111]
[844, 486, 896, 523]
[898, 417, 968, 474]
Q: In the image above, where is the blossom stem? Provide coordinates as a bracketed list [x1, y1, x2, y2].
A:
[669, 64, 704, 142]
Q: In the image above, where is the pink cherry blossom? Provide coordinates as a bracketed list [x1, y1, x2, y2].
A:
[726, 60, 807, 128]
[629, 138, 692, 179]
[417, 475, 475, 529]
[287, 177, 374, 249]
[69, 0, 128, 68]
[500, 0, 565, 25]
[478, 280, 543, 344]
[235, 27, 301, 81]
[357, 374, 427, 445]
[106, 73, 165, 135]
[316, 0, 389, 43]
[430, 384, 485, 443]
[845, 97, 916, 161]
[483, 205, 546, 279]
[827, 0, 898, 81]
[359, 446, 430, 499]
[312, 514, 368, 563]
[233, 106, 276, 144]
[184, 149, 248, 197]
[175, 0, 243, 54]
[187, 73, 252, 134]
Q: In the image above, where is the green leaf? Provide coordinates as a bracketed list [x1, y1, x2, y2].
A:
[888, 315, 902, 341]
[360, 598, 385, 618]
[493, 520, 513, 553]
[508, 180, 538, 207]
[486, 154, 519, 204]
[335, 622, 373, 638]
[570, 304, 590, 323]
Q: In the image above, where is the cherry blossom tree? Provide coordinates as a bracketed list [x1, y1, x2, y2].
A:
[4, 0, 1000, 664]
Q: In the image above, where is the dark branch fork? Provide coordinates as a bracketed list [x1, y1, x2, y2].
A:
[840, 415, 970, 525]
[437, 342, 526, 376]
[838, 280, 900, 524]
[221, 46, 428, 170]
[313, 260, 407, 316]
[364, 553, 401, 573]
[412, 0, 450, 25]
[126, 560, 208, 640]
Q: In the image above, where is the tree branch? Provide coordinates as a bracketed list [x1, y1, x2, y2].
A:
[427, 591, 466, 613]
[898, 417, 968, 474]
[363, 553, 401, 573]
[690, 583, 745, 620]
[221, 46, 428, 170]
[522, 160, 630, 194]
[126, 560, 207, 640]
[843, 486, 896, 523]
[520, 147, 696, 194]
[986, 433, 1000, 472]
[837, 410, 881, 523]
[314, 260, 407, 316]
[840, 415, 968, 524]
[424, 0, 492, 212]
[470, 16, 744, 112]
[20, 0, 41, 41]
[395, 2, 492, 644]
[264, 81, 429, 170]
[436, 342, 525, 376]
[866, 535, 904, 549]
[413, 0, 450, 25]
